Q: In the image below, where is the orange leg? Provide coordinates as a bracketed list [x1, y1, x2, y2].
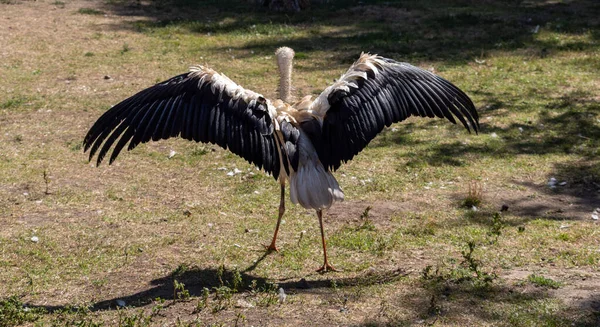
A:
[316, 210, 337, 272]
[265, 183, 285, 252]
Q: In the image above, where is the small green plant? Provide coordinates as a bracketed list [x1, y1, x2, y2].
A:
[117, 301, 163, 327]
[230, 268, 242, 292]
[255, 282, 279, 307]
[461, 241, 497, 286]
[78, 8, 105, 15]
[173, 280, 190, 301]
[193, 287, 210, 313]
[49, 306, 102, 327]
[211, 286, 233, 313]
[1, 96, 26, 109]
[0, 296, 46, 327]
[357, 206, 376, 231]
[120, 43, 130, 55]
[462, 180, 483, 208]
[190, 145, 208, 157]
[43, 169, 51, 195]
[528, 274, 562, 289]
[172, 264, 189, 277]
[487, 212, 505, 242]
[234, 312, 246, 327]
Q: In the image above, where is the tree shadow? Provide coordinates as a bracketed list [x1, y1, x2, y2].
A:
[359, 285, 600, 326]
[100, 0, 600, 65]
[93, 0, 600, 218]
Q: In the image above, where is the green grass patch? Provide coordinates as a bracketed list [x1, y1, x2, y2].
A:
[77, 8, 104, 15]
[527, 274, 562, 289]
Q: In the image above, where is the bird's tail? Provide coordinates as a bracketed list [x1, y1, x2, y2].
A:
[290, 165, 344, 210]
[289, 131, 344, 210]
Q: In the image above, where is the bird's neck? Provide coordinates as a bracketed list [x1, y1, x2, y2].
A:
[276, 47, 294, 103]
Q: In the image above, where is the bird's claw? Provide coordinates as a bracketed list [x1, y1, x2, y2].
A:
[264, 244, 279, 253]
[316, 263, 338, 273]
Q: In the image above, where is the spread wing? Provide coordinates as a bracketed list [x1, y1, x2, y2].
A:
[307, 54, 479, 171]
[83, 66, 281, 178]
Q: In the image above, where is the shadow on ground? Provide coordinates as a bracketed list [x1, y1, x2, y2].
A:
[100, 0, 600, 64]
[94, 0, 600, 211]
[24, 263, 600, 326]
[25, 264, 409, 312]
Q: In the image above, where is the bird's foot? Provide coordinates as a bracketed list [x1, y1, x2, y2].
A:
[264, 243, 279, 253]
[316, 263, 338, 273]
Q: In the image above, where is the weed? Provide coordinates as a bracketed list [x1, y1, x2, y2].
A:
[121, 43, 130, 55]
[234, 313, 246, 327]
[0, 296, 45, 327]
[488, 212, 505, 243]
[255, 282, 279, 307]
[461, 241, 497, 286]
[49, 306, 103, 327]
[172, 263, 189, 277]
[1, 96, 26, 109]
[427, 294, 442, 319]
[190, 145, 209, 157]
[117, 302, 163, 327]
[357, 206, 376, 231]
[421, 240, 497, 292]
[211, 286, 233, 313]
[528, 274, 562, 289]
[462, 180, 483, 208]
[43, 169, 51, 195]
[77, 8, 104, 15]
[230, 268, 243, 292]
[174, 280, 191, 301]
[193, 287, 210, 313]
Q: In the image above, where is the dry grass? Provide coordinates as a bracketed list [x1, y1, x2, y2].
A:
[1, 0, 599, 326]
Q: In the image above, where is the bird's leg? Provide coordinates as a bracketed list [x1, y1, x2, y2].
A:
[265, 183, 285, 252]
[316, 210, 337, 272]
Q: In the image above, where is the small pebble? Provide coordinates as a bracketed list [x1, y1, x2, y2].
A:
[116, 299, 126, 307]
[30, 236, 39, 243]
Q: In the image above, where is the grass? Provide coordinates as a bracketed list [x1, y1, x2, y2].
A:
[0, 0, 599, 326]
[527, 274, 562, 289]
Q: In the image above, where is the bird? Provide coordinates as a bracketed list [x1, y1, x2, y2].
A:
[83, 47, 479, 272]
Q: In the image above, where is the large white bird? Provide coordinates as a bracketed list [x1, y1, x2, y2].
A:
[84, 47, 479, 272]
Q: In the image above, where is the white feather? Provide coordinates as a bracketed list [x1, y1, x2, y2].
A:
[289, 130, 344, 210]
